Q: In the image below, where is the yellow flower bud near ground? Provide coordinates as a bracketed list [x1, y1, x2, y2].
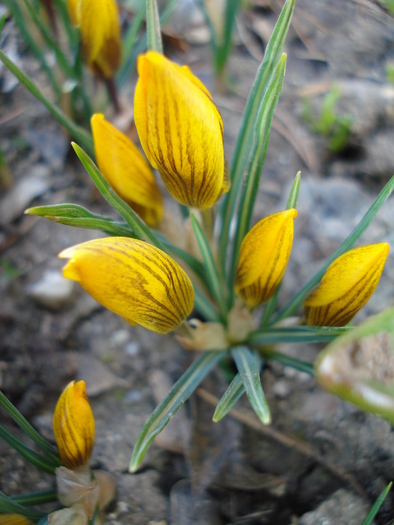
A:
[0, 516, 34, 525]
[304, 243, 389, 326]
[234, 209, 297, 309]
[53, 381, 95, 470]
[67, 0, 121, 79]
[91, 114, 163, 227]
[134, 51, 229, 209]
[59, 237, 195, 334]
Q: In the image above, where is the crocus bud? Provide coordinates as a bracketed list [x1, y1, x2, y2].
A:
[67, 0, 121, 79]
[134, 51, 229, 209]
[0, 516, 34, 525]
[91, 114, 163, 227]
[234, 209, 297, 309]
[59, 237, 195, 334]
[53, 381, 95, 470]
[304, 243, 389, 327]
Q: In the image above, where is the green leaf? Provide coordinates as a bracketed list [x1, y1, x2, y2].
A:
[259, 171, 301, 327]
[189, 212, 228, 321]
[146, 0, 163, 53]
[194, 287, 222, 323]
[248, 326, 350, 345]
[0, 492, 45, 520]
[129, 350, 226, 472]
[215, 0, 242, 74]
[11, 489, 58, 507]
[0, 49, 94, 156]
[273, 175, 394, 322]
[72, 143, 162, 247]
[0, 13, 6, 33]
[36, 519, 49, 525]
[218, 0, 295, 275]
[315, 307, 394, 423]
[0, 424, 57, 474]
[231, 346, 271, 424]
[362, 482, 392, 525]
[3, 0, 61, 97]
[0, 391, 60, 464]
[117, 0, 179, 87]
[213, 373, 245, 422]
[258, 350, 314, 376]
[228, 54, 287, 293]
[26, 203, 134, 237]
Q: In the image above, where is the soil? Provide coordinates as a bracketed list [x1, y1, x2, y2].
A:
[0, 0, 394, 524]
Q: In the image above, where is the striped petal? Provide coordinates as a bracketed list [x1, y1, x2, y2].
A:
[53, 381, 95, 470]
[134, 51, 228, 209]
[235, 209, 297, 309]
[79, 0, 121, 79]
[59, 237, 195, 334]
[91, 114, 163, 227]
[304, 243, 389, 326]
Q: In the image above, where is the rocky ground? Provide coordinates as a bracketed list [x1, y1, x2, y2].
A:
[0, 0, 394, 523]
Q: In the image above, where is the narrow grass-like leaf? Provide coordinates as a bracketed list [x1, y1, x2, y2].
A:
[190, 212, 228, 321]
[260, 171, 301, 327]
[0, 425, 57, 474]
[213, 373, 245, 422]
[3, 0, 60, 97]
[146, 0, 163, 53]
[194, 0, 218, 57]
[273, 175, 394, 323]
[37, 519, 49, 525]
[248, 326, 350, 345]
[0, 391, 60, 463]
[0, 492, 45, 520]
[194, 287, 222, 323]
[259, 350, 314, 376]
[0, 13, 6, 33]
[0, 50, 94, 156]
[26, 204, 134, 237]
[228, 54, 287, 293]
[72, 143, 162, 246]
[129, 350, 226, 471]
[23, 0, 74, 78]
[231, 346, 271, 424]
[11, 489, 58, 506]
[117, 0, 179, 87]
[215, 0, 242, 75]
[218, 0, 295, 274]
[120, 0, 146, 72]
[362, 482, 392, 525]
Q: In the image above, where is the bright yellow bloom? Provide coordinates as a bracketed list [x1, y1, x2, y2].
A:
[67, 0, 121, 79]
[134, 51, 229, 209]
[304, 243, 389, 327]
[59, 237, 195, 334]
[91, 114, 163, 227]
[0, 516, 34, 525]
[53, 380, 95, 470]
[234, 209, 297, 309]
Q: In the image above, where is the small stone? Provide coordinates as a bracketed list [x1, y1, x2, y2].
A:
[297, 489, 368, 524]
[125, 341, 140, 356]
[124, 389, 143, 404]
[27, 270, 75, 311]
[272, 380, 291, 398]
[110, 329, 130, 347]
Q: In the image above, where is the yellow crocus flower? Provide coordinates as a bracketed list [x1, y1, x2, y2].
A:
[53, 380, 95, 470]
[304, 243, 389, 327]
[91, 114, 163, 227]
[134, 51, 229, 209]
[234, 209, 297, 309]
[67, 0, 121, 79]
[59, 237, 195, 334]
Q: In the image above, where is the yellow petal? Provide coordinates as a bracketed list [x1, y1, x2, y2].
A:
[79, 0, 121, 79]
[91, 114, 163, 227]
[0, 516, 34, 525]
[59, 237, 195, 334]
[67, 0, 81, 26]
[134, 51, 228, 209]
[53, 380, 95, 470]
[234, 209, 297, 309]
[304, 243, 389, 326]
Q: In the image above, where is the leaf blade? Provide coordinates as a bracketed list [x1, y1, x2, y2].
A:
[213, 373, 245, 422]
